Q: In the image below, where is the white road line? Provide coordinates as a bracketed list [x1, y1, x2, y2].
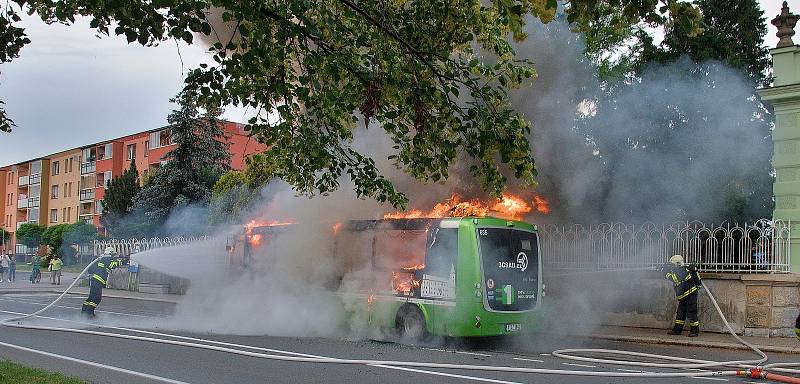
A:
[372, 364, 524, 384]
[0, 340, 191, 384]
[693, 377, 728, 381]
[420, 347, 492, 357]
[562, 363, 596, 368]
[512, 357, 544, 363]
[539, 353, 551, 356]
[0, 297, 160, 318]
[617, 368, 652, 373]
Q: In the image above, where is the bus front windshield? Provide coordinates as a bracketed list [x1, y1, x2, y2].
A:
[478, 228, 539, 311]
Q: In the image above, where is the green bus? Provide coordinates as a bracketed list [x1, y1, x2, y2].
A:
[239, 216, 543, 339]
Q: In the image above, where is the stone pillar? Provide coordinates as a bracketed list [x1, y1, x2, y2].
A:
[759, 2, 800, 273]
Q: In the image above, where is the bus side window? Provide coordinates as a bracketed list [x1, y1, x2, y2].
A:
[425, 228, 458, 278]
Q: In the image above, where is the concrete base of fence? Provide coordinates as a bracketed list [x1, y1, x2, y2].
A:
[107, 266, 189, 295]
[543, 270, 800, 338]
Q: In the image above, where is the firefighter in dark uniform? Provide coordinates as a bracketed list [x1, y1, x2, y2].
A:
[795, 312, 799, 340]
[664, 254, 702, 337]
[81, 247, 128, 318]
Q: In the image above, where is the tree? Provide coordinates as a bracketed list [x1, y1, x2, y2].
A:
[62, 222, 98, 264]
[0, 1, 703, 208]
[132, 90, 231, 235]
[0, 227, 9, 248]
[15, 223, 44, 250]
[101, 160, 142, 237]
[41, 223, 70, 257]
[578, 0, 773, 223]
[209, 153, 277, 225]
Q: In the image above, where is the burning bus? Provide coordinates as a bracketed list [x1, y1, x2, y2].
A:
[232, 194, 545, 339]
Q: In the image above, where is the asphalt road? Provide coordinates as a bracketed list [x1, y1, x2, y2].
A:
[0, 293, 796, 384]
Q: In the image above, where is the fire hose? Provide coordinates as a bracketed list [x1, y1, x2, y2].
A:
[2, 258, 799, 382]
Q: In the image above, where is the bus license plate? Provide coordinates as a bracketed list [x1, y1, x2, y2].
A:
[505, 323, 521, 332]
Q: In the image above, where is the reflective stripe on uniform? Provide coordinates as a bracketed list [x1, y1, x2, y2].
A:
[684, 273, 693, 281]
[96, 262, 105, 268]
[91, 274, 106, 285]
[83, 301, 97, 307]
[674, 320, 685, 325]
[689, 321, 700, 327]
[666, 272, 679, 285]
[676, 285, 698, 300]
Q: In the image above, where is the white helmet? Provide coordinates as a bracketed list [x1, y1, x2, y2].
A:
[669, 254, 684, 266]
[104, 246, 118, 256]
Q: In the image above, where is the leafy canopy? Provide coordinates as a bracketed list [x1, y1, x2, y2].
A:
[132, 90, 230, 235]
[15, 223, 44, 248]
[2, 0, 702, 207]
[101, 160, 142, 237]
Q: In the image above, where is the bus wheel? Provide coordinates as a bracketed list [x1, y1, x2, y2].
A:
[396, 305, 427, 341]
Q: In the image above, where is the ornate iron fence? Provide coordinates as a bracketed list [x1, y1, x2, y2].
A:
[93, 236, 215, 256]
[539, 220, 792, 273]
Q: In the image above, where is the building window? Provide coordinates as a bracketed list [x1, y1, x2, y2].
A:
[51, 161, 60, 176]
[127, 144, 136, 160]
[50, 209, 57, 223]
[69, 182, 73, 197]
[144, 140, 150, 156]
[68, 207, 72, 222]
[62, 207, 67, 222]
[96, 199, 104, 214]
[51, 184, 59, 199]
[150, 129, 173, 148]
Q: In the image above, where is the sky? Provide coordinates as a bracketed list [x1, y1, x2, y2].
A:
[0, 0, 790, 166]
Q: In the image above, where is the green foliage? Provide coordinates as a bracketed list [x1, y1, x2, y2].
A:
[0, 1, 704, 207]
[101, 160, 142, 237]
[0, 360, 85, 384]
[132, 90, 230, 235]
[635, 0, 771, 86]
[15, 223, 44, 248]
[0, 227, 9, 246]
[41, 223, 70, 252]
[209, 153, 277, 225]
[40, 223, 97, 263]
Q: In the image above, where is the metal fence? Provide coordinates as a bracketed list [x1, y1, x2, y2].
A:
[539, 219, 792, 273]
[93, 236, 213, 256]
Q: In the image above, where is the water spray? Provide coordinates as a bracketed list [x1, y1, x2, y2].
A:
[2, 262, 798, 382]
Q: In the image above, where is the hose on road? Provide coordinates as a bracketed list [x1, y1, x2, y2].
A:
[1, 260, 798, 382]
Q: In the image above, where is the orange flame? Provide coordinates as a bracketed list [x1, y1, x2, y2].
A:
[401, 263, 426, 271]
[332, 222, 343, 234]
[383, 193, 549, 220]
[249, 234, 263, 246]
[533, 195, 550, 214]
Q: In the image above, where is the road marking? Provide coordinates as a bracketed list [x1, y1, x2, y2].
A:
[420, 347, 492, 357]
[0, 297, 161, 318]
[562, 363, 596, 368]
[617, 368, 652, 373]
[0, 340, 190, 384]
[539, 353, 551, 356]
[372, 364, 524, 384]
[512, 357, 544, 363]
[693, 377, 728, 381]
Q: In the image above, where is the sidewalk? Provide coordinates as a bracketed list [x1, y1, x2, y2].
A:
[0, 271, 180, 303]
[568, 324, 800, 354]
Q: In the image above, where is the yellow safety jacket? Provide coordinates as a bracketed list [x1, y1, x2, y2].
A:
[665, 264, 701, 300]
[89, 255, 127, 286]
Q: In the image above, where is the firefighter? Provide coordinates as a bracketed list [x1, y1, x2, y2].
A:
[81, 247, 128, 318]
[664, 254, 702, 337]
[795, 312, 799, 341]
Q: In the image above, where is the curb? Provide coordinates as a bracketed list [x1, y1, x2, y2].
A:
[585, 334, 800, 355]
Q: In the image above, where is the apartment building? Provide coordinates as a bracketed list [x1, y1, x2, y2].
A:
[1, 121, 266, 254]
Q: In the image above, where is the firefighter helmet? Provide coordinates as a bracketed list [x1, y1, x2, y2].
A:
[669, 254, 684, 266]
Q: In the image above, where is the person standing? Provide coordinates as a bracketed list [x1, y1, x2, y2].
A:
[0, 253, 8, 282]
[8, 254, 15, 282]
[81, 247, 128, 318]
[664, 254, 702, 337]
[49, 256, 62, 285]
